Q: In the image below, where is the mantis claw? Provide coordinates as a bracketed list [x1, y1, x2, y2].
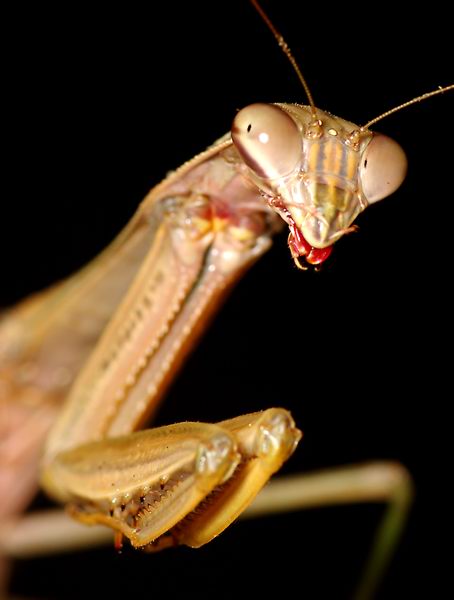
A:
[57, 410, 302, 550]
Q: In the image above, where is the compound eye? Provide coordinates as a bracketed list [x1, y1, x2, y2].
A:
[232, 103, 302, 180]
[359, 133, 408, 203]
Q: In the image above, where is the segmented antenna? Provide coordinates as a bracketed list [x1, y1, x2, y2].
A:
[250, 0, 317, 119]
[361, 83, 454, 131]
[251, 1, 452, 133]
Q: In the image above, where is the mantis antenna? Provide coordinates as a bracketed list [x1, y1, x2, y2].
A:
[251, 1, 453, 135]
[360, 84, 454, 131]
[250, 0, 318, 120]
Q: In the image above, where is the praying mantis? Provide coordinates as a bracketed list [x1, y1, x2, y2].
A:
[1, 1, 452, 598]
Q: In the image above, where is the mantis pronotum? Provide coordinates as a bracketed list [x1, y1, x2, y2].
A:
[1, 1, 452, 598]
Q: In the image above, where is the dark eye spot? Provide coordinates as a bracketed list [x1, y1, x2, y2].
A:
[247, 123, 252, 132]
[364, 159, 368, 168]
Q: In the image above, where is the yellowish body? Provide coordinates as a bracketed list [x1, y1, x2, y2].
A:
[0, 2, 452, 596]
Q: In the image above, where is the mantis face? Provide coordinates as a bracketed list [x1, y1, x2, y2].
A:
[232, 103, 407, 265]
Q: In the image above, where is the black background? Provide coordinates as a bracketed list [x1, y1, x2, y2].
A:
[3, 1, 452, 598]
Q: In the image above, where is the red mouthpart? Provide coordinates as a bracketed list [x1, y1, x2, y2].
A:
[288, 223, 333, 266]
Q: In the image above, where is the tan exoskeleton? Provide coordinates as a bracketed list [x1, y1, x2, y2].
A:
[1, 1, 452, 598]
